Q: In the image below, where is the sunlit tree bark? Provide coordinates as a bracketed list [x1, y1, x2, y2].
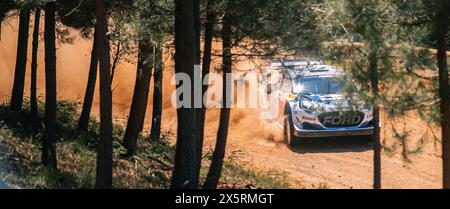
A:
[123, 40, 154, 155]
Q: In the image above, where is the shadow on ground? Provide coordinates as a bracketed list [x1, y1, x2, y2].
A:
[288, 136, 373, 154]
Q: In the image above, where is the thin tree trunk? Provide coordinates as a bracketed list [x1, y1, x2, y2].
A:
[171, 0, 199, 189]
[10, 7, 31, 112]
[110, 42, 121, 83]
[150, 46, 163, 141]
[369, 50, 381, 189]
[194, 0, 201, 64]
[436, 0, 450, 189]
[78, 28, 99, 131]
[95, 0, 113, 189]
[195, 0, 217, 186]
[123, 41, 154, 155]
[42, 2, 57, 170]
[204, 14, 232, 189]
[192, 0, 202, 188]
[30, 9, 41, 121]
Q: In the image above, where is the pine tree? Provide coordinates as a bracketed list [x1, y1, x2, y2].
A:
[123, 39, 154, 155]
[57, 0, 98, 131]
[10, 4, 31, 112]
[78, 27, 98, 131]
[318, 0, 450, 188]
[434, 0, 450, 189]
[204, 5, 232, 189]
[390, 0, 449, 188]
[121, 0, 173, 154]
[319, 0, 396, 189]
[171, 0, 199, 189]
[95, 0, 113, 189]
[195, 0, 217, 182]
[199, 0, 319, 188]
[150, 46, 164, 141]
[42, 1, 58, 170]
[30, 5, 41, 123]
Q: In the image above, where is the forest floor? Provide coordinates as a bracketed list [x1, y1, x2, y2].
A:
[0, 141, 11, 189]
[0, 102, 442, 189]
[0, 101, 295, 189]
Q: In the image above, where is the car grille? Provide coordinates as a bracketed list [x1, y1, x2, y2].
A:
[318, 111, 364, 128]
[302, 122, 324, 130]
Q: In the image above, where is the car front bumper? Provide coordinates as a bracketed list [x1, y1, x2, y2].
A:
[293, 127, 374, 138]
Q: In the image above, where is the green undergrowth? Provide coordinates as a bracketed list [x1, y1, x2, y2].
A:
[0, 99, 295, 189]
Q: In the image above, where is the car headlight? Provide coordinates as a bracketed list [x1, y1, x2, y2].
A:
[300, 100, 318, 111]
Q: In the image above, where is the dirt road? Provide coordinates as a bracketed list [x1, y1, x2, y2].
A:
[223, 136, 440, 189]
[213, 109, 442, 189]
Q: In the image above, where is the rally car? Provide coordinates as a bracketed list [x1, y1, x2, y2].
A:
[271, 60, 374, 146]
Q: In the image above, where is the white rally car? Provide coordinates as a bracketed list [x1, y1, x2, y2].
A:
[271, 60, 374, 146]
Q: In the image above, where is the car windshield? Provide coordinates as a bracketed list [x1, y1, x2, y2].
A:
[294, 76, 357, 95]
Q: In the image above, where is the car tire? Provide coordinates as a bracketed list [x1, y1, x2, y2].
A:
[284, 108, 300, 147]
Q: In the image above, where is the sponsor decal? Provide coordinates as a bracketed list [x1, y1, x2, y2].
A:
[322, 114, 362, 126]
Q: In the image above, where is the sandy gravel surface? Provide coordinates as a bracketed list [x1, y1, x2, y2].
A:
[218, 109, 442, 189]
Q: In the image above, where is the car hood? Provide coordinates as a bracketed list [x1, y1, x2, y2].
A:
[300, 93, 362, 111]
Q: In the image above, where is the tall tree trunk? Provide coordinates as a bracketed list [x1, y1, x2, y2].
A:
[369, 50, 381, 189]
[194, 0, 201, 64]
[122, 41, 154, 155]
[192, 0, 203, 188]
[42, 2, 57, 170]
[95, 0, 113, 189]
[78, 28, 99, 131]
[150, 46, 163, 141]
[171, 0, 199, 189]
[436, 0, 450, 189]
[195, 0, 217, 186]
[30, 9, 41, 121]
[10, 7, 31, 112]
[204, 14, 232, 189]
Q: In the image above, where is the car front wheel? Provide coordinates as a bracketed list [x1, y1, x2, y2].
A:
[284, 109, 300, 146]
